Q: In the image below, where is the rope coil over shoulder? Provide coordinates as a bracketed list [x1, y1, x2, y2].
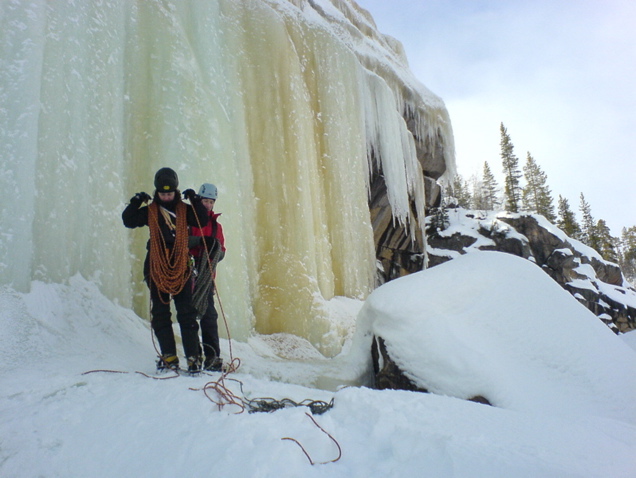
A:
[148, 200, 192, 296]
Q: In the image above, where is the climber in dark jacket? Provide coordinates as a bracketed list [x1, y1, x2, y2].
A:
[122, 167, 208, 374]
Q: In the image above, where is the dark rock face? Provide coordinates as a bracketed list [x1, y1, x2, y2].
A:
[368, 115, 447, 284]
[405, 114, 448, 182]
[427, 210, 636, 333]
[368, 158, 426, 284]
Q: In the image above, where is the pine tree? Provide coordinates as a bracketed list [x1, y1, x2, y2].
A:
[481, 161, 500, 211]
[622, 227, 636, 262]
[429, 203, 450, 236]
[579, 193, 600, 250]
[595, 219, 618, 262]
[451, 174, 472, 208]
[619, 226, 636, 284]
[500, 123, 522, 212]
[556, 195, 581, 239]
[521, 152, 556, 221]
[470, 173, 488, 210]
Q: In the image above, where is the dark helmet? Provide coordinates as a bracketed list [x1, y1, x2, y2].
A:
[154, 167, 179, 192]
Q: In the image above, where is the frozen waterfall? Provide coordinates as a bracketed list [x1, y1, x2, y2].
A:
[1, 0, 454, 355]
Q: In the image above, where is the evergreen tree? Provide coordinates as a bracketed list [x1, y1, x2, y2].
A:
[622, 226, 636, 262]
[595, 219, 618, 262]
[428, 203, 450, 236]
[620, 226, 636, 284]
[481, 161, 500, 210]
[451, 174, 472, 208]
[579, 193, 600, 250]
[521, 152, 556, 221]
[556, 195, 581, 239]
[500, 123, 522, 212]
[470, 173, 488, 210]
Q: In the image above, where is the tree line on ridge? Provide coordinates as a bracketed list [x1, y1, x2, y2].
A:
[439, 122, 636, 284]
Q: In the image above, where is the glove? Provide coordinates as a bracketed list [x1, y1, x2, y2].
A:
[204, 237, 218, 249]
[130, 192, 151, 205]
[182, 189, 197, 201]
[188, 235, 200, 249]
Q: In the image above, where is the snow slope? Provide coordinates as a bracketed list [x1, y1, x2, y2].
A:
[1, 252, 635, 477]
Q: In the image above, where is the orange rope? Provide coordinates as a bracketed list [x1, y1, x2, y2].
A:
[148, 200, 192, 298]
[282, 413, 342, 465]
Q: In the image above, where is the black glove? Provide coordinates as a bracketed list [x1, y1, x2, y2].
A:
[130, 192, 151, 205]
[204, 237, 218, 249]
[182, 189, 197, 201]
[188, 235, 200, 249]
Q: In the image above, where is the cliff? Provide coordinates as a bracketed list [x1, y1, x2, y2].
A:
[0, 0, 454, 355]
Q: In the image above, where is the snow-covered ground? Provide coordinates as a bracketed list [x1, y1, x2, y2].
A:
[1, 252, 635, 477]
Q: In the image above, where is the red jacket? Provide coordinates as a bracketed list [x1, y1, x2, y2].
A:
[189, 211, 226, 257]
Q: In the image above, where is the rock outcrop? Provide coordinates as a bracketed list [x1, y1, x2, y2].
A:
[369, 208, 636, 396]
[369, 163, 426, 284]
[426, 209, 636, 333]
[369, 120, 447, 284]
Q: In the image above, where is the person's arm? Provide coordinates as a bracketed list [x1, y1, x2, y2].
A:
[216, 222, 226, 261]
[183, 189, 209, 228]
[122, 192, 150, 228]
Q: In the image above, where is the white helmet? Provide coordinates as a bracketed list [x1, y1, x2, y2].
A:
[198, 183, 218, 200]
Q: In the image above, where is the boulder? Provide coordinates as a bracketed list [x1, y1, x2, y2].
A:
[371, 335, 491, 405]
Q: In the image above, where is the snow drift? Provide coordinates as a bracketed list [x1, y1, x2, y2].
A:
[361, 251, 636, 423]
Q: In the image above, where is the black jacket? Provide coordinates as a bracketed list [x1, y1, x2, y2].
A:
[122, 192, 208, 239]
[122, 191, 208, 280]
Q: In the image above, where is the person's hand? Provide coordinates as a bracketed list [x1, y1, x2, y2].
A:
[204, 237, 218, 249]
[182, 189, 197, 201]
[131, 192, 151, 205]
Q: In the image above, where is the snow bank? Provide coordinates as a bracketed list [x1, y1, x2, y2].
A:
[359, 251, 636, 423]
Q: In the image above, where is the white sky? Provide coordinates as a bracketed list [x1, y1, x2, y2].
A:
[355, 0, 636, 236]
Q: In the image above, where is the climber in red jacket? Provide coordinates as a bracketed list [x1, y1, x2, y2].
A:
[189, 183, 226, 372]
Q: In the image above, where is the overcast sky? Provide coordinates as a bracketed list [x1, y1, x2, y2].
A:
[355, 0, 635, 236]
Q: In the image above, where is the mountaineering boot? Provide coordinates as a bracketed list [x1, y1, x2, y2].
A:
[204, 356, 223, 372]
[187, 356, 202, 375]
[156, 354, 179, 373]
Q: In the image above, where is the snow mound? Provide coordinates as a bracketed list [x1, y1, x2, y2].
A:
[360, 251, 636, 423]
[0, 275, 152, 374]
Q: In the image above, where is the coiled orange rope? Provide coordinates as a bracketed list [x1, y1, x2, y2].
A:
[148, 200, 192, 297]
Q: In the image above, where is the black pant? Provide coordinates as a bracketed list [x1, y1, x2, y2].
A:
[200, 290, 220, 359]
[149, 279, 201, 358]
